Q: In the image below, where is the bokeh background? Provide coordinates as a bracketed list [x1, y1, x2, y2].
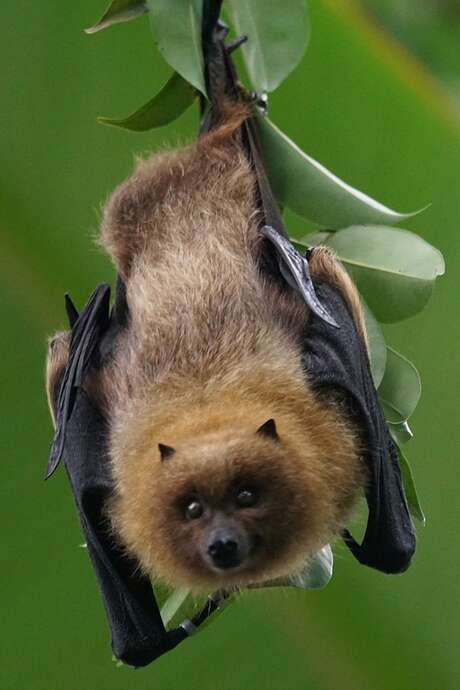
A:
[2, 1, 459, 688]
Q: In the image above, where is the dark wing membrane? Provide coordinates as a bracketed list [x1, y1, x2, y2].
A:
[46, 283, 186, 666]
[58, 388, 225, 666]
[252, 231, 415, 571]
[302, 282, 416, 574]
[61, 390, 185, 667]
[46, 284, 111, 479]
[47, 283, 226, 666]
[65, 293, 79, 327]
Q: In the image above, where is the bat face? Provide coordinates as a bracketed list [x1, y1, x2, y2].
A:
[109, 415, 362, 594]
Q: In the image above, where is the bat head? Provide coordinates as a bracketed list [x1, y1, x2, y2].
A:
[109, 407, 364, 594]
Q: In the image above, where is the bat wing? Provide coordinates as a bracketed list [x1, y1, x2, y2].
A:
[60, 388, 185, 666]
[260, 232, 415, 573]
[301, 279, 416, 574]
[46, 283, 111, 479]
[47, 282, 225, 666]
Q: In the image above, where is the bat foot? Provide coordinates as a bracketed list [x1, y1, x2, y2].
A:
[226, 35, 248, 55]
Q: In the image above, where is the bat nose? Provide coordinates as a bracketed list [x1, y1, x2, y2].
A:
[207, 531, 242, 569]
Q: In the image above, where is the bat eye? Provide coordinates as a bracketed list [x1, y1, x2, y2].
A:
[236, 488, 258, 508]
[185, 500, 203, 520]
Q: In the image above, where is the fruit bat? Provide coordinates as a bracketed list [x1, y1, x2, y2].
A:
[44, 10, 415, 668]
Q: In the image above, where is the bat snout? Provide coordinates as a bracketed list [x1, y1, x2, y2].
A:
[205, 527, 248, 571]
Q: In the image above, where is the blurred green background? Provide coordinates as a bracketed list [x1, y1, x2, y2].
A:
[2, 1, 459, 688]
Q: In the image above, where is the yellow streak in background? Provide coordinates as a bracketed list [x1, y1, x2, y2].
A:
[324, 0, 460, 134]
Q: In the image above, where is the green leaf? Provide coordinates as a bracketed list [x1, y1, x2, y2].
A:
[147, 0, 206, 95]
[301, 231, 332, 247]
[97, 72, 197, 131]
[256, 115, 420, 228]
[388, 420, 413, 446]
[160, 587, 190, 627]
[291, 545, 333, 590]
[379, 346, 421, 423]
[157, 586, 233, 631]
[85, 0, 147, 34]
[194, 593, 234, 633]
[111, 654, 125, 668]
[396, 445, 426, 525]
[326, 225, 445, 322]
[226, 0, 309, 93]
[361, 299, 387, 388]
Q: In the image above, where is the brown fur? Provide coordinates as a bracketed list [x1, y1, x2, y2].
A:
[46, 103, 367, 594]
[308, 245, 368, 348]
[46, 331, 69, 425]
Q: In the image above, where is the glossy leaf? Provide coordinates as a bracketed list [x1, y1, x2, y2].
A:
[396, 445, 426, 525]
[361, 299, 387, 388]
[292, 544, 333, 589]
[379, 346, 421, 423]
[326, 225, 445, 322]
[226, 0, 309, 92]
[388, 420, 413, 446]
[98, 72, 197, 131]
[147, 0, 206, 95]
[85, 0, 147, 34]
[157, 586, 233, 632]
[160, 587, 190, 627]
[256, 115, 419, 228]
[301, 231, 332, 247]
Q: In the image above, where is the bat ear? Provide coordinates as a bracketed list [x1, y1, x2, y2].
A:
[256, 418, 279, 441]
[159, 443, 176, 461]
[302, 282, 416, 574]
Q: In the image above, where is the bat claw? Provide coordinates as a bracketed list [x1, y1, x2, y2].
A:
[260, 225, 339, 328]
[226, 34, 248, 54]
[216, 19, 229, 37]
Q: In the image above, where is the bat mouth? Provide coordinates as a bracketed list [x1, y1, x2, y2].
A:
[209, 554, 243, 571]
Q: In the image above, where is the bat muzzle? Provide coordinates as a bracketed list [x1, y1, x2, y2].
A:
[205, 526, 249, 570]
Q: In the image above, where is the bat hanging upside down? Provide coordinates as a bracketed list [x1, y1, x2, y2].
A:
[46, 101, 413, 600]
